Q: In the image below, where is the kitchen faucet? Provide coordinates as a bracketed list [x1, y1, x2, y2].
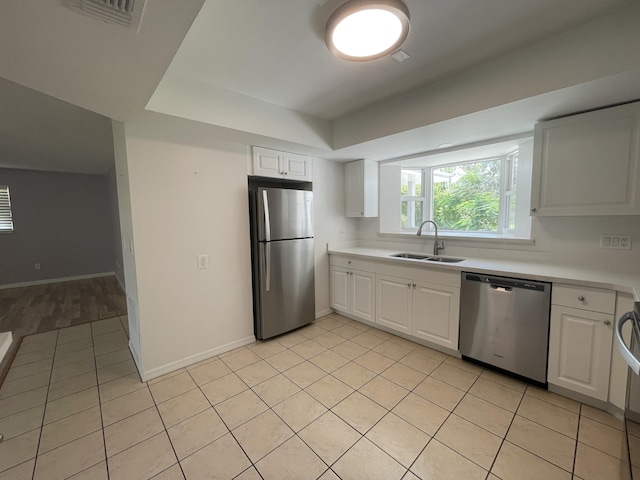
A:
[417, 220, 445, 255]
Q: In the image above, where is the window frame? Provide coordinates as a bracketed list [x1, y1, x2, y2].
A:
[400, 150, 519, 235]
[0, 185, 14, 234]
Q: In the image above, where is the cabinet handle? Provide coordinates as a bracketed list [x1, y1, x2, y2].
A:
[361, 212, 364, 216]
[348, 261, 351, 264]
[413, 283, 416, 288]
[604, 320, 612, 326]
[531, 207, 537, 213]
[407, 283, 411, 288]
[578, 296, 585, 301]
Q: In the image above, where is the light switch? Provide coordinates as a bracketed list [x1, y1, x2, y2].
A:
[197, 255, 209, 269]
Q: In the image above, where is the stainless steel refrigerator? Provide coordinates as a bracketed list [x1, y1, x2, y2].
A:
[249, 185, 315, 340]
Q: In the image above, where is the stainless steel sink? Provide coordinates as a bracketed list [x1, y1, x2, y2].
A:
[424, 256, 465, 263]
[390, 253, 465, 263]
[390, 253, 430, 260]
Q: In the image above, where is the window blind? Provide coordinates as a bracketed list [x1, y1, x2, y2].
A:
[0, 186, 14, 233]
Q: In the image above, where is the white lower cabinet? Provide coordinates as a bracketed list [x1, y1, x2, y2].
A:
[412, 282, 460, 350]
[548, 284, 615, 402]
[330, 266, 375, 323]
[376, 274, 412, 333]
[376, 274, 460, 349]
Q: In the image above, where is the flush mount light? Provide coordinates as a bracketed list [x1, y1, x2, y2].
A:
[326, 0, 410, 62]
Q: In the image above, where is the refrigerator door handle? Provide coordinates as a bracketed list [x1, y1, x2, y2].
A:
[616, 311, 640, 375]
[262, 189, 271, 242]
[264, 242, 271, 292]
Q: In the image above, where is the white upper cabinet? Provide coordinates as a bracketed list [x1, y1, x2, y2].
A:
[252, 146, 313, 181]
[345, 159, 378, 217]
[531, 102, 640, 216]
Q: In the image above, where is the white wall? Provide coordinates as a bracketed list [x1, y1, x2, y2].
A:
[313, 158, 359, 317]
[106, 165, 125, 288]
[112, 121, 142, 367]
[121, 112, 255, 378]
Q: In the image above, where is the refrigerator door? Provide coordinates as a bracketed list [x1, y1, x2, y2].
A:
[256, 238, 315, 339]
[257, 188, 313, 241]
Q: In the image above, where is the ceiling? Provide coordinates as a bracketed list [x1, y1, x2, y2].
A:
[167, 0, 632, 120]
[1, 0, 640, 173]
[0, 78, 114, 175]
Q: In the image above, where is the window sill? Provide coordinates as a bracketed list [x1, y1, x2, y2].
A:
[378, 231, 535, 246]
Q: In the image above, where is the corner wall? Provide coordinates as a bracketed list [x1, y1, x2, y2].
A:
[107, 165, 125, 288]
[313, 158, 359, 317]
[121, 112, 255, 378]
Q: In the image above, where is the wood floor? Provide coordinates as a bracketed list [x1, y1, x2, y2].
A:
[0, 275, 127, 381]
[0, 275, 126, 339]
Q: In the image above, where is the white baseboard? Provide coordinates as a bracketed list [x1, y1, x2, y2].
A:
[138, 335, 256, 382]
[0, 331, 13, 363]
[0, 272, 116, 290]
[315, 308, 333, 319]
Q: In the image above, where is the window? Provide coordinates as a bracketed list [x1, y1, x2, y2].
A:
[0, 186, 14, 233]
[401, 169, 424, 229]
[380, 143, 531, 238]
[430, 158, 502, 232]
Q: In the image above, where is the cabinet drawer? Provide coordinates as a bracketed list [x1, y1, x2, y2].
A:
[329, 255, 376, 272]
[552, 284, 615, 314]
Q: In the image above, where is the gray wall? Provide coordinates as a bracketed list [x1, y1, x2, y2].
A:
[0, 168, 116, 285]
[107, 166, 125, 288]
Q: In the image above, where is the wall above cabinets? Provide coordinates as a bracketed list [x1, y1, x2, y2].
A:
[531, 101, 640, 216]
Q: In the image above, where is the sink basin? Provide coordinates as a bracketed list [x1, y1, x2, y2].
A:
[390, 253, 430, 260]
[424, 256, 465, 263]
[390, 253, 465, 263]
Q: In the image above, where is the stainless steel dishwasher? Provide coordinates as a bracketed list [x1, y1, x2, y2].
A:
[459, 272, 551, 385]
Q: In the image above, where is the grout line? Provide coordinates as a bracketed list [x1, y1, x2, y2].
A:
[91, 320, 112, 480]
[30, 329, 60, 480]
[150, 381, 188, 480]
[485, 384, 526, 476]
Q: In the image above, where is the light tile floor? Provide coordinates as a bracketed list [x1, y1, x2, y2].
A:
[0, 313, 634, 480]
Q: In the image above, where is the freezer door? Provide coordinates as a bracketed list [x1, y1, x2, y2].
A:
[257, 188, 313, 241]
[256, 238, 315, 339]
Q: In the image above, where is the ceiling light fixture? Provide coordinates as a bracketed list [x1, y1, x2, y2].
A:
[326, 0, 410, 62]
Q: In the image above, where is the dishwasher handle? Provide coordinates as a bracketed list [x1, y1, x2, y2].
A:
[490, 284, 513, 292]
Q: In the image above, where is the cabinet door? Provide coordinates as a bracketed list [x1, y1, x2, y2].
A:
[531, 103, 640, 216]
[376, 274, 412, 333]
[283, 153, 312, 181]
[253, 147, 284, 178]
[548, 305, 613, 401]
[412, 283, 460, 350]
[330, 266, 350, 313]
[345, 161, 365, 217]
[351, 270, 375, 323]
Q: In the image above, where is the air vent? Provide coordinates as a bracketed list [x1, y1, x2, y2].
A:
[69, 0, 147, 31]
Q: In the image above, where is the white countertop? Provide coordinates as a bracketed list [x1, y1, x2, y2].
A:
[328, 246, 640, 303]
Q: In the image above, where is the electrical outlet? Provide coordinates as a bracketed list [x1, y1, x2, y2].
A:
[197, 255, 209, 269]
[34, 263, 40, 270]
[600, 234, 632, 250]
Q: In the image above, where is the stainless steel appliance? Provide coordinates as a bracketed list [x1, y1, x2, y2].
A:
[615, 307, 640, 478]
[615, 308, 640, 422]
[460, 272, 551, 385]
[249, 184, 315, 340]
